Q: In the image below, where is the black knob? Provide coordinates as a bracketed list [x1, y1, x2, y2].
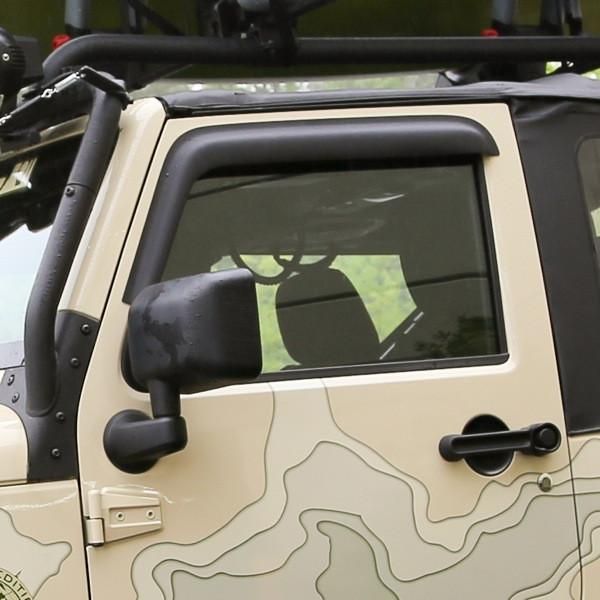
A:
[534, 425, 560, 451]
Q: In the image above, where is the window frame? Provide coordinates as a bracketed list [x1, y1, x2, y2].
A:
[124, 115, 507, 382]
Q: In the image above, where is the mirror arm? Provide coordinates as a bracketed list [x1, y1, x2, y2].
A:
[103, 379, 187, 473]
[148, 379, 181, 418]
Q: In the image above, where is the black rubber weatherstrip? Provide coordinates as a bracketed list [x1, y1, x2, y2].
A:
[124, 116, 498, 302]
[24, 88, 122, 417]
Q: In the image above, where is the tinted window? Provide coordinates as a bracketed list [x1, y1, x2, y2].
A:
[579, 138, 600, 243]
[163, 162, 502, 374]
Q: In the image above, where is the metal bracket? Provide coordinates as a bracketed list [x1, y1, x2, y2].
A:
[85, 487, 162, 546]
[0, 66, 130, 133]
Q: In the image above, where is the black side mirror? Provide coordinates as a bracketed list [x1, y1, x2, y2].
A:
[104, 269, 262, 473]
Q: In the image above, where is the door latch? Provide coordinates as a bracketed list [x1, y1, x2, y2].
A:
[85, 487, 162, 546]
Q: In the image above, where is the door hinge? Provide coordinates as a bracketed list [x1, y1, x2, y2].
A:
[85, 487, 162, 546]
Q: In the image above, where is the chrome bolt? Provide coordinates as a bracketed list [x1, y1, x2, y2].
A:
[1, 53, 10, 63]
[80, 323, 91, 335]
[55, 411, 66, 423]
[51, 448, 61, 459]
[538, 473, 552, 493]
[69, 357, 80, 368]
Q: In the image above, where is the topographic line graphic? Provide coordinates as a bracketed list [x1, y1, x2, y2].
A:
[323, 384, 576, 531]
[508, 440, 600, 600]
[0, 507, 71, 597]
[157, 495, 579, 600]
[320, 384, 580, 547]
[132, 385, 586, 600]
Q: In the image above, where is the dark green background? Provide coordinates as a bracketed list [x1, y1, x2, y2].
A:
[4, 1, 600, 57]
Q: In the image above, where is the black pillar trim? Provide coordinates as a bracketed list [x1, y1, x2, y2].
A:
[0, 311, 99, 481]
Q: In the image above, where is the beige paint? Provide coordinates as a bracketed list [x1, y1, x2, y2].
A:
[0, 480, 87, 599]
[75, 103, 579, 598]
[566, 434, 600, 599]
[59, 98, 166, 320]
[0, 401, 26, 485]
[82, 381, 273, 598]
[131, 383, 577, 599]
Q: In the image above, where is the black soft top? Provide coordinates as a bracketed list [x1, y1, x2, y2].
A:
[162, 73, 600, 116]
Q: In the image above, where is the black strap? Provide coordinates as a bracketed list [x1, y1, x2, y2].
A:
[126, 0, 184, 36]
[267, 0, 297, 64]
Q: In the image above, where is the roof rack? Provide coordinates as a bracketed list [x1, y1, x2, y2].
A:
[2, 0, 600, 116]
[43, 33, 600, 84]
[40, 0, 600, 90]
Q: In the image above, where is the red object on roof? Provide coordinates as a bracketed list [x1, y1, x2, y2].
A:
[51, 34, 72, 50]
[481, 28, 500, 37]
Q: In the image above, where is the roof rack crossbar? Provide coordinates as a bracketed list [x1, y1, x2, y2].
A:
[43, 33, 600, 83]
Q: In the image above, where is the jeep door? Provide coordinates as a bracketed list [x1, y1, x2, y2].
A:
[77, 102, 581, 599]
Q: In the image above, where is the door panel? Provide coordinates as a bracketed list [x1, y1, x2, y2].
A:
[78, 104, 580, 599]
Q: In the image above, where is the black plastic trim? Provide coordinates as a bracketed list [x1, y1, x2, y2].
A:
[439, 422, 562, 461]
[0, 311, 99, 482]
[475, 160, 508, 360]
[253, 353, 510, 383]
[160, 76, 600, 121]
[24, 87, 121, 417]
[43, 34, 600, 83]
[104, 410, 187, 474]
[165, 96, 497, 120]
[124, 116, 498, 302]
[512, 98, 600, 435]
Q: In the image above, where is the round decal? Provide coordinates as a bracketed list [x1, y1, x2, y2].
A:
[0, 569, 31, 600]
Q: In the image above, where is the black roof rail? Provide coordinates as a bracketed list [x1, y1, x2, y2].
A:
[43, 33, 600, 88]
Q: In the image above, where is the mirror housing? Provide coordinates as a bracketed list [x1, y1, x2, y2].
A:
[104, 268, 262, 473]
[128, 268, 262, 407]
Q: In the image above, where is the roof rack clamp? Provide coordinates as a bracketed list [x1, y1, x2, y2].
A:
[246, 0, 297, 65]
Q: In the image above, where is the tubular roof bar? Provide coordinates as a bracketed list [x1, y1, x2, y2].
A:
[43, 33, 600, 82]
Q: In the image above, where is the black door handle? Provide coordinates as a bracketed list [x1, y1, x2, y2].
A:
[439, 422, 561, 462]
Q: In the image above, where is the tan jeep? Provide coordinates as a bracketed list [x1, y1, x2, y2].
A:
[2, 1, 600, 598]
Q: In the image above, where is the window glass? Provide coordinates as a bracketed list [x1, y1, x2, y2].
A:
[0, 225, 50, 341]
[579, 139, 600, 242]
[163, 162, 501, 374]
